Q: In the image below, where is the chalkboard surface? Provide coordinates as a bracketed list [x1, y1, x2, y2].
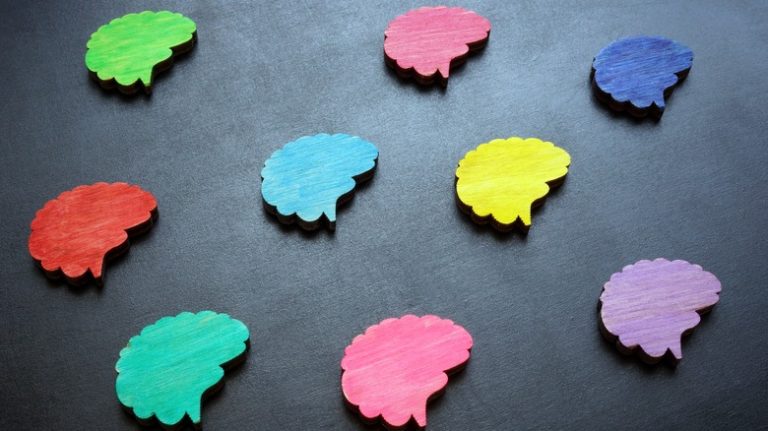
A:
[1, 1, 766, 430]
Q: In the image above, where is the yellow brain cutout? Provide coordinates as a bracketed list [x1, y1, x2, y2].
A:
[456, 137, 571, 231]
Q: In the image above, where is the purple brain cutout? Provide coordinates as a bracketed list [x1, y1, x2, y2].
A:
[599, 259, 721, 362]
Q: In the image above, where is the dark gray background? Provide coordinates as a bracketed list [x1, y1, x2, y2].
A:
[1, 1, 767, 430]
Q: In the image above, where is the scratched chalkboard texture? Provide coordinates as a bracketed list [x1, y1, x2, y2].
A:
[1, 1, 767, 430]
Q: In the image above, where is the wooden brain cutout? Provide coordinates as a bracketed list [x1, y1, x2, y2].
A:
[456, 137, 571, 232]
[85, 11, 197, 94]
[261, 133, 378, 231]
[592, 36, 693, 118]
[341, 315, 473, 429]
[599, 259, 721, 364]
[384, 6, 491, 86]
[116, 311, 250, 428]
[28, 182, 157, 285]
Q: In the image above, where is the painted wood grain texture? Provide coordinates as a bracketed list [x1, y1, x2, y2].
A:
[455, 137, 570, 232]
[341, 315, 473, 429]
[384, 6, 491, 86]
[28, 182, 157, 286]
[85, 11, 197, 94]
[599, 259, 721, 364]
[261, 133, 378, 231]
[116, 311, 250, 428]
[592, 36, 693, 118]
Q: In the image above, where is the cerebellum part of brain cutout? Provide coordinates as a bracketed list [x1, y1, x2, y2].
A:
[28, 182, 157, 285]
[341, 315, 473, 429]
[592, 36, 693, 118]
[455, 137, 571, 232]
[384, 6, 491, 86]
[116, 311, 250, 428]
[599, 259, 721, 364]
[261, 133, 379, 231]
[85, 10, 197, 94]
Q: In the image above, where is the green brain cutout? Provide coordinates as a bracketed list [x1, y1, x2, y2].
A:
[116, 311, 249, 427]
[86, 11, 196, 93]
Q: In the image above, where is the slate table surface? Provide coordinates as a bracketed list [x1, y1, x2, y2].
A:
[1, 1, 767, 430]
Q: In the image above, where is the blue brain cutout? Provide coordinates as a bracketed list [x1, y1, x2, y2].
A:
[592, 36, 693, 118]
[261, 133, 379, 230]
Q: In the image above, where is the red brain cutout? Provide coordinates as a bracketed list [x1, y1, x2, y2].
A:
[384, 6, 491, 85]
[341, 315, 473, 429]
[29, 182, 157, 284]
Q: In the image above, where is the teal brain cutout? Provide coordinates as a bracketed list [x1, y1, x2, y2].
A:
[261, 133, 379, 229]
[85, 11, 196, 91]
[116, 311, 249, 427]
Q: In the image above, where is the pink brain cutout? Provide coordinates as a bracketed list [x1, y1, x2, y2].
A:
[341, 315, 473, 428]
[600, 259, 721, 362]
[384, 6, 491, 82]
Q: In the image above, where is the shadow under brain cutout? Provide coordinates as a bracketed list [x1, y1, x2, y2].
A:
[28, 182, 157, 286]
[260, 133, 378, 231]
[592, 36, 693, 118]
[599, 259, 721, 364]
[341, 315, 473, 429]
[116, 311, 250, 428]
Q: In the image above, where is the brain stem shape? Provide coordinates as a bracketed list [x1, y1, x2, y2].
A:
[384, 6, 491, 85]
[600, 259, 721, 363]
[456, 137, 571, 230]
[341, 315, 473, 428]
[592, 36, 693, 117]
[85, 11, 197, 93]
[261, 133, 378, 230]
[116, 311, 250, 427]
[28, 182, 157, 284]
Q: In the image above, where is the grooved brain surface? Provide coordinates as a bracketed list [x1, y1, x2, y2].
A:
[341, 315, 473, 429]
[600, 259, 721, 363]
[261, 133, 378, 230]
[592, 36, 693, 114]
[456, 137, 570, 230]
[116, 311, 250, 427]
[28, 182, 157, 284]
[85, 11, 196, 91]
[384, 6, 491, 84]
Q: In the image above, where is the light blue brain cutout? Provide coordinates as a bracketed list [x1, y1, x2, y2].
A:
[115, 311, 250, 428]
[592, 36, 693, 117]
[261, 133, 379, 230]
